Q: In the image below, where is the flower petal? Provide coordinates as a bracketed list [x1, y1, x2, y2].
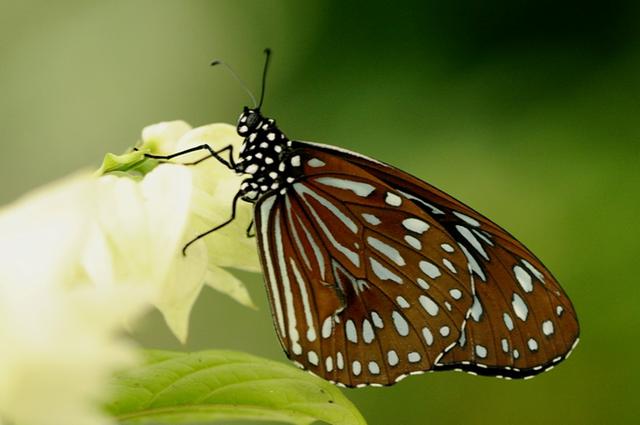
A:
[0, 173, 142, 425]
[176, 124, 261, 273]
[206, 266, 257, 310]
[141, 120, 192, 155]
[0, 172, 95, 290]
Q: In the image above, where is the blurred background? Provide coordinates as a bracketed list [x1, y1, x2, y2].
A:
[1, 1, 639, 424]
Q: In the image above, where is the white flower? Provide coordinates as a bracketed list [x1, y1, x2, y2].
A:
[0, 175, 140, 425]
[96, 120, 260, 341]
[171, 123, 261, 296]
[0, 119, 260, 425]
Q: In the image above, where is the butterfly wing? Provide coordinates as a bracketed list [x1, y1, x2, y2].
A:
[254, 147, 478, 387]
[299, 141, 580, 379]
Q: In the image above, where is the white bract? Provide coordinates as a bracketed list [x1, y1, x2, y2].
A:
[0, 120, 260, 425]
[171, 123, 261, 302]
[0, 175, 141, 425]
[140, 121, 261, 335]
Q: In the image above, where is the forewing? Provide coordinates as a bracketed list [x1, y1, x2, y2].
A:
[255, 148, 476, 386]
[298, 141, 580, 378]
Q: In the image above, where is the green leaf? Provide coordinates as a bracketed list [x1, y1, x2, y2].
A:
[96, 149, 159, 177]
[106, 350, 367, 425]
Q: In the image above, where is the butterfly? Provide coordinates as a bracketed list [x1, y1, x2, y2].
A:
[148, 49, 579, 387]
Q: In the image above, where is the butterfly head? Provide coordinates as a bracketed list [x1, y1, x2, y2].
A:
[237, 107, 265, 136]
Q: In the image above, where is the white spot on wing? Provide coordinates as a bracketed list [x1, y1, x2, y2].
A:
[419, 295, 439, 316]
[392, 311, 410, 336]
[408, 352, 421, 363]
[369, 257, 403, 283]
[472, 228, 494, 246]
[368, 361, 380, 374]
[385, 192, 402, 206]
[367, 236, 406, 266]
[362, 319, 375, 343]
[387, 350, 399, 366]
[512, 293, 529, 321]
[422, 327, 434, 345]
[361, 213, 381, 225]
[416, 278, 429, 289]
[308, 158, 325, 167]
[542, 320, 555, 336]
[475, 345, 487, 358]
[457, 243, 486, 281]
[453, 211, 480, 227]
[308, 351, 319, 365]
[470, 296, 483, 322]
[346, 319, 358, 343]
[325, 356, 334, 372]
[456, 225, 489, 260]
[396, 296, 410, 309]
[458, 330, 466, 347]
[419, 260, 441, 279]
[352, 360, 362, 376]
[514, 265, 533, 292]
[442, 258, 457, 274]
[402, 218, 430, 234]
[521, 259, 545, 282]
[315, 177, 375, 197]
[371, 311, 384, 328]
[441, 243, 454, 252]
[404, 235, 422, 250]
[449, 289, 462, 300]
[322, 316, 333, 339]
[501, 338, 509, 353]
[503, 312, 514, 331]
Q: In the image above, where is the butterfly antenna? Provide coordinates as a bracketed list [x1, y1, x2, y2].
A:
[257, 48, 271, 109]
[210, 59, 257, 107]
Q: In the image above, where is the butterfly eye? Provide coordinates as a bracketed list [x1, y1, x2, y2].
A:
[237, 111, 261, 136]
[246, 112, 260, 128]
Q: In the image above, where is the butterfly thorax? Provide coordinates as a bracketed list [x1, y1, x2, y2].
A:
[235, 107, 302, 202]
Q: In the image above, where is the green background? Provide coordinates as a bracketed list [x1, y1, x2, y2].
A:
[1, 1, 638, 424]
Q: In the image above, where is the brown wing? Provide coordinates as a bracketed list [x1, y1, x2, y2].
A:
[297, 141, 580, 379]
[254, 147, 476, 387]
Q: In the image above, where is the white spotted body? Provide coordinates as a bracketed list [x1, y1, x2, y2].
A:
[235, 107, 302, 202]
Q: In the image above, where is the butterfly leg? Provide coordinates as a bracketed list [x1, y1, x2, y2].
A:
[182, 145, 236, 167]
[245, 220, 256, 238]
[182, 190, 243, 255]
[144, 144, 236, 169]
